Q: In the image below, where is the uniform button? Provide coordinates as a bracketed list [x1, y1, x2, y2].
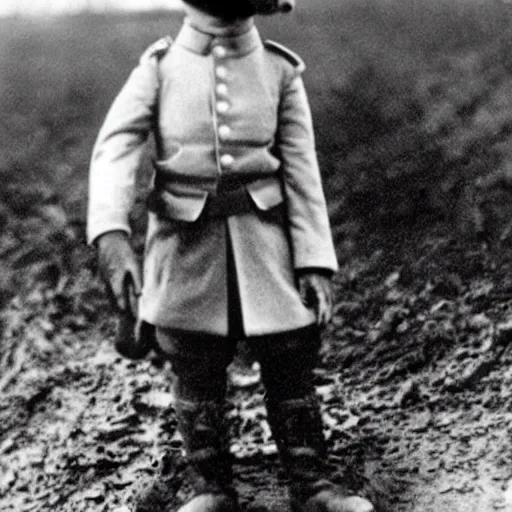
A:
[216, 83, 228, 97]
[212, 45, 227, 58]
[220, 154, 234, 168]
[216, 101, 230, 114]
[216, 66, 228, 79]
[218, 125, 231, 139]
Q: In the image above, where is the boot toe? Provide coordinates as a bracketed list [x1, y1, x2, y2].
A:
[177, 493, 238, 512]
[334, 496, 374, 512]
[305, 490, 374, 512]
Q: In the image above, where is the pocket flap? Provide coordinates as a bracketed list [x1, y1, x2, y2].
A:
[246, 177, 284, 211]
[147, 188, 208, 222]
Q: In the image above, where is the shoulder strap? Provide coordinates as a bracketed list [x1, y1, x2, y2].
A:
[141, 35, 173, 63]
[264, 39, 305, 73]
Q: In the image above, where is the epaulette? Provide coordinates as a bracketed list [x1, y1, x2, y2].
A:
[264, 40, 305, 73]
[141, 36, 173, 62]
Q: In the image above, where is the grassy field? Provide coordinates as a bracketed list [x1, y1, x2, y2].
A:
[0, 0, 512, 296]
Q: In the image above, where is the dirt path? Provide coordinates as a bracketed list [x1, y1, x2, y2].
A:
[2, 225, 512, 512]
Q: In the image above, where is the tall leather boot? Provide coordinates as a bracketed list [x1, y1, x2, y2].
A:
[134, 398, 237, 512]
[173, 398, 238, 512]
[266, 394, 374, 512]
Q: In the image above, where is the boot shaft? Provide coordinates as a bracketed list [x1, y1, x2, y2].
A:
[175, 398, 234, 494]
[265, 394, 329, 497]
[265, 395, 375, 512]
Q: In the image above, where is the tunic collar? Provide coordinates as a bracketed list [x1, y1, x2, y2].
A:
[175, 20, 262, 57]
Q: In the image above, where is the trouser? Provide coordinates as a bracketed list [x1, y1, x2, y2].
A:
[155, 324, 322, 504]
[156, 323, 320, 404]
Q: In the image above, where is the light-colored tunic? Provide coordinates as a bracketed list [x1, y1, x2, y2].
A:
[88, 20, 338, 336]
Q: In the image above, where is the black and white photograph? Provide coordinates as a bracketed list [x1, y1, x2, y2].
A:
[1, 1, 512, 511]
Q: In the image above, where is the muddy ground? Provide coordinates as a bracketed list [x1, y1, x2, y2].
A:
[3, 2, 512, 511]
[2, 221, 512, 512]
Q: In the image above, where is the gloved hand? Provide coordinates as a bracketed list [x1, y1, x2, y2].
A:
[96, 231, 142, 311]
[297, 271, 333, 327]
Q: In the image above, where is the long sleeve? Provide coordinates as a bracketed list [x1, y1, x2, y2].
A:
[87, 53, 159, 245]
[278, 74, 339, 273]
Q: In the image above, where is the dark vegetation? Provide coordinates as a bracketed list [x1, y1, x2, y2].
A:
[1, 0, 512, 301]
[3, 1, 512, 511]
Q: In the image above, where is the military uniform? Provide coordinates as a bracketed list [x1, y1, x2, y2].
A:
[88, 20, 338, 336]
[89, 8, 373, 512]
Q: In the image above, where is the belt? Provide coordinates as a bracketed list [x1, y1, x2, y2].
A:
[149, 174, 281, 220]
[204, 185, 253, 218]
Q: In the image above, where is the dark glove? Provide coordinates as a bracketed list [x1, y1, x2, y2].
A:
[97, 231, 142, 311]
[297, 272, 333, 327]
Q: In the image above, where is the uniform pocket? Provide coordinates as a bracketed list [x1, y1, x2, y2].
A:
[246, 176, 284, 211]
[146, 187, 208, 222]
[159, 139, 183, 160]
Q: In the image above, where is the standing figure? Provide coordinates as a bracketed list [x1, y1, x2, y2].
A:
[88, 1, 374, 511]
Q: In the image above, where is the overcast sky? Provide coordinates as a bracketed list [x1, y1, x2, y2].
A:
[0, 0, 182, 17]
